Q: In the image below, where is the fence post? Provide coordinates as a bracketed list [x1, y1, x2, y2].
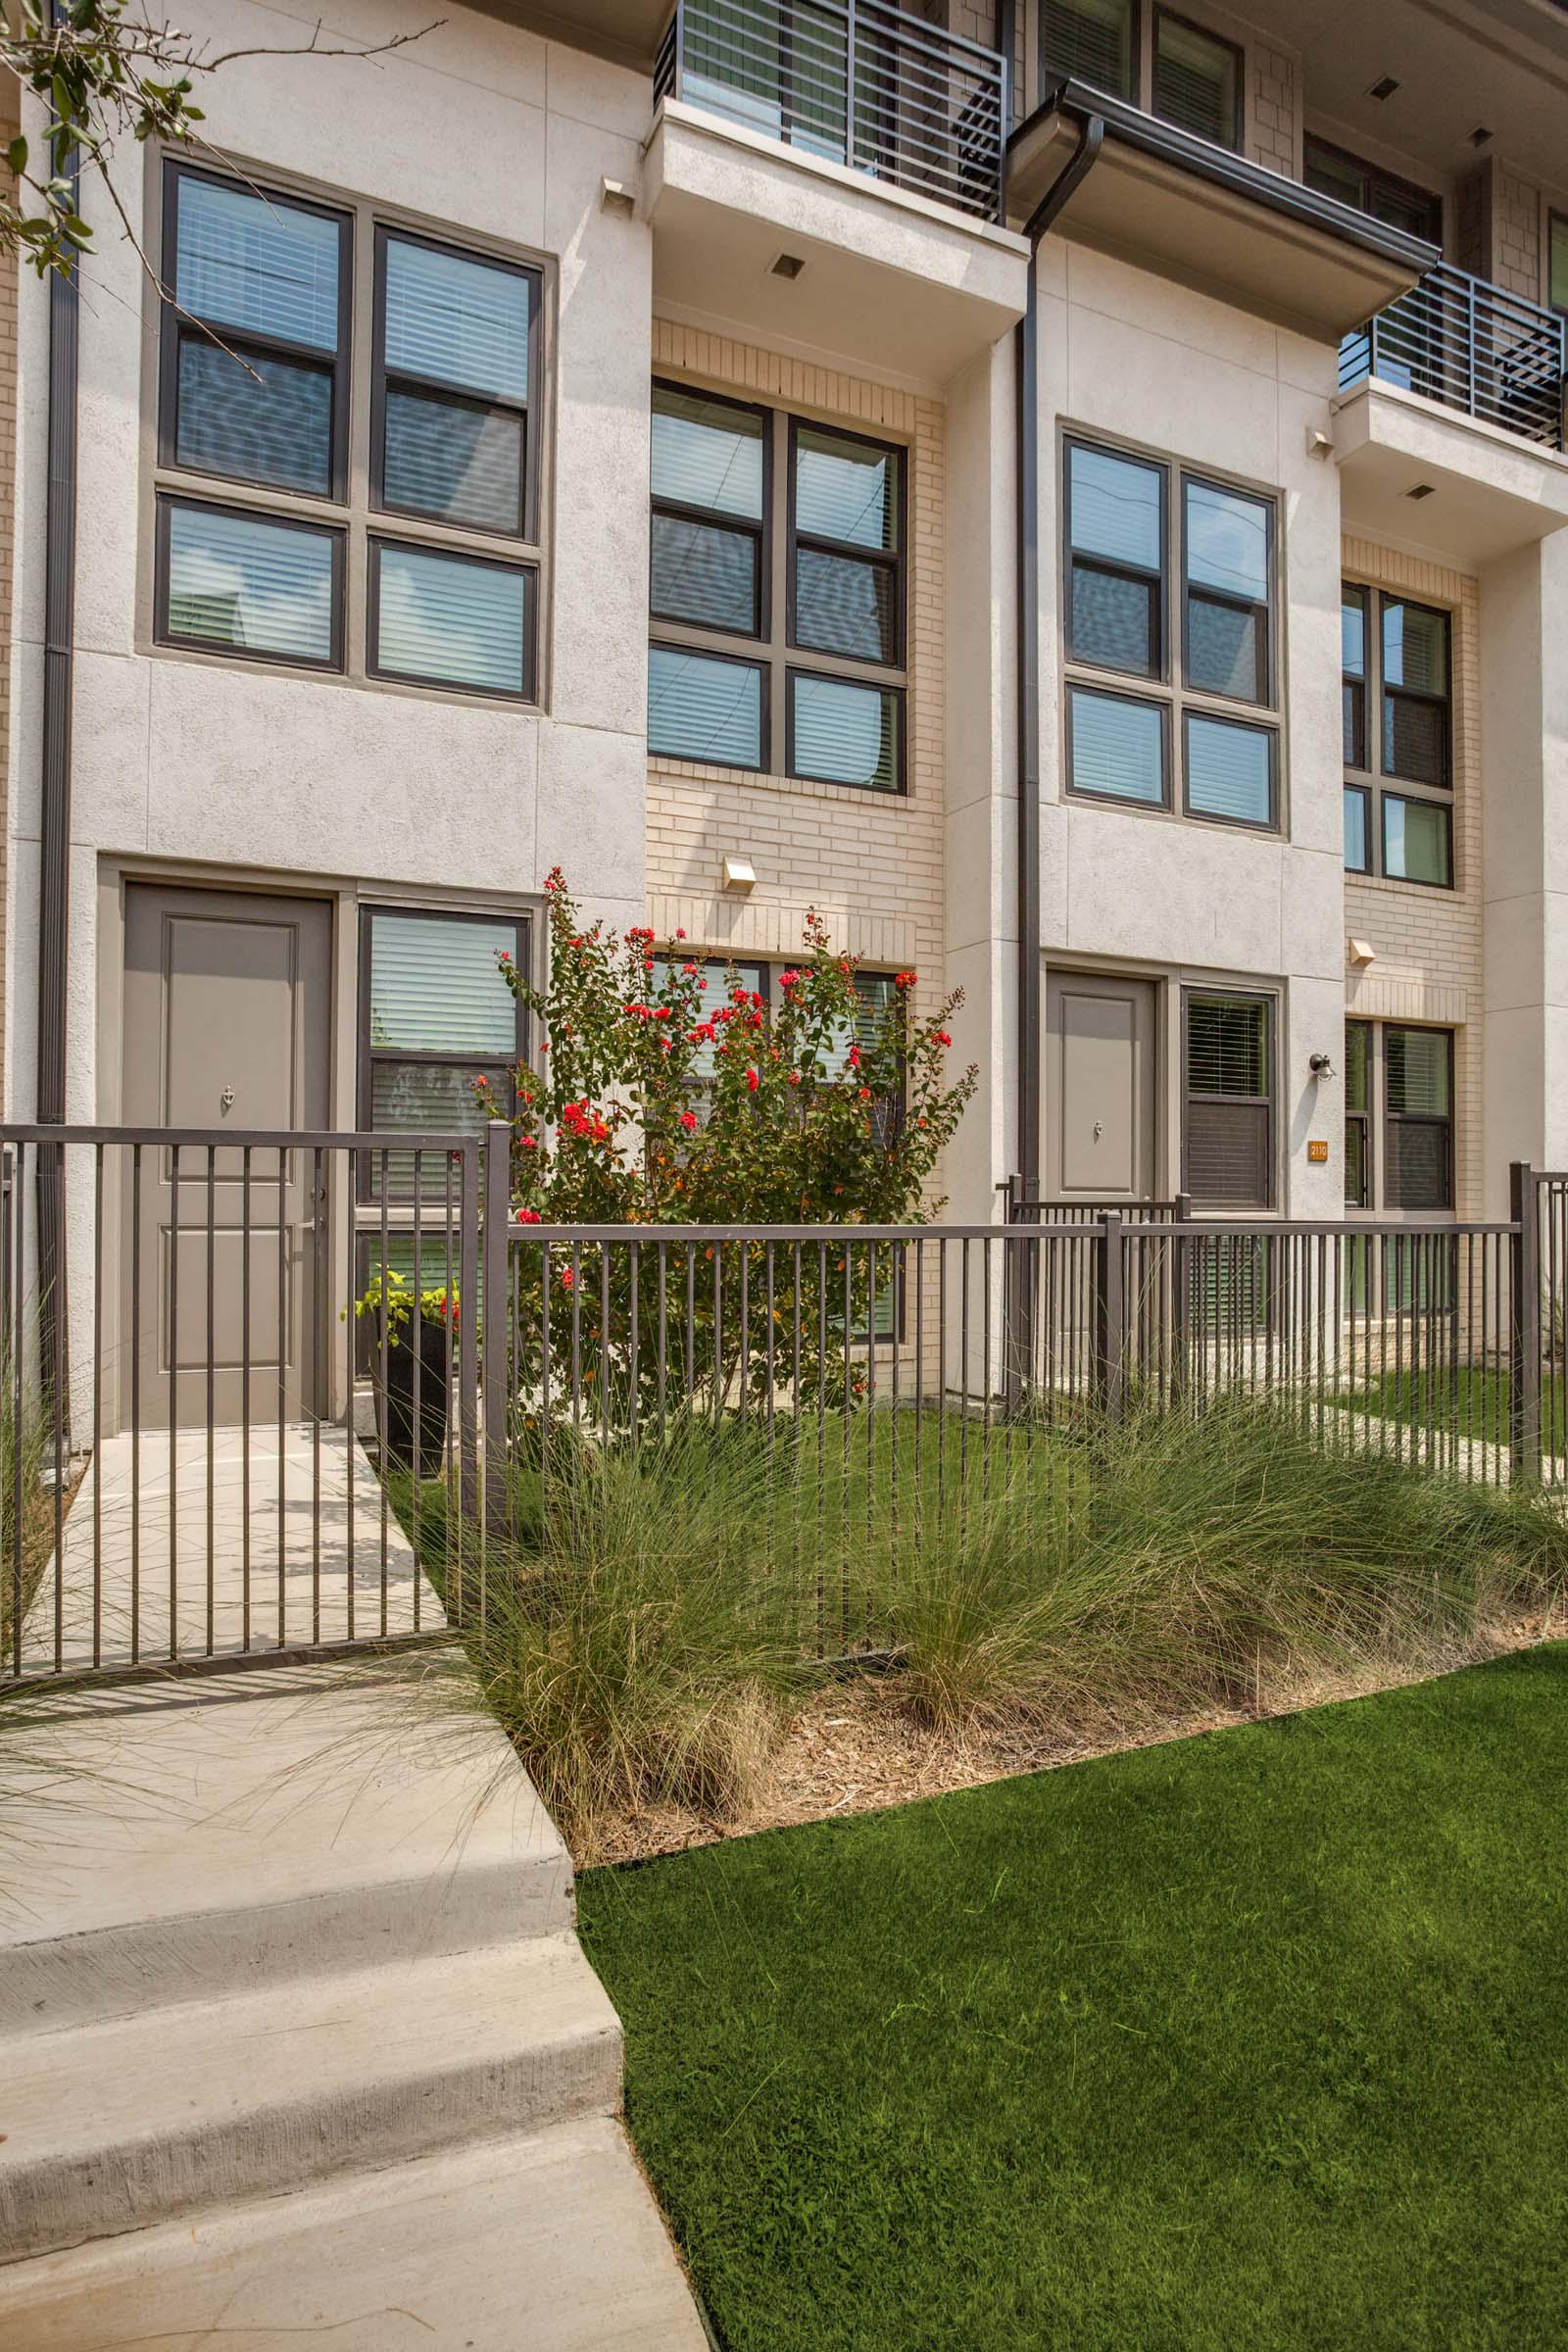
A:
[1510, 1159, 1541, 1486]
[482, 1120, 512, 1540]
[458, 1140, 480, 1544]
[1093, 1209, 1124, 1422]
[1170, 1192, 1192, 1401]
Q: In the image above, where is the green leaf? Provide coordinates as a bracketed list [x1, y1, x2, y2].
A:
[6, 136, 26, 175]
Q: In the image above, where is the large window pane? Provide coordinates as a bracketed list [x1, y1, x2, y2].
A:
[175, 341, 332, 497]
[1187, 597, 1262, 699]
[367, 912, 518, 1054]
[382, 388, 523, 532]
[1068, 687, 1165, 803]
[1043, 0, 1136, 97]
[652, 386, 764, 518]
[1383, 693, 1448, 786]
[1185, 713, 1273, 826]
[1185, 480, 1269, 602]
[1344, 785, 1370, 872]
[372, 542, 530, 695]
[1185, 994, 1272, 1209]
[383, 236, 529, 401]
[1383, 794, 1451, 886]
[651, 514, 760, 633]
[790, 673, 900, 791]
[1382, 599, 1447, 693]
[793, 546, 897, 662]
[164, 502, 337, 662]
[794, 426, 899, 551]
[1552, 212, 1568, 316]
[1385, 1024, 1452, 1212]
[174, 173, 341, 350]
[1387, 1025, 1451, 1117]
[1153, 12, 1240, 148]
[1070, 444, 1162, 571]
[1071, 565, 1158, 674]
[649, 646, 764, 766]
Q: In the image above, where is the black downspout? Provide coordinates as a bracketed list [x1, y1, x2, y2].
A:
[1007, 109, 1101, 1388]
[37, 111, 80, 1416]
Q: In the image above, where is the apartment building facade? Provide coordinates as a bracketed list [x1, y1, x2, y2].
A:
[6, 0, 1568, 1415]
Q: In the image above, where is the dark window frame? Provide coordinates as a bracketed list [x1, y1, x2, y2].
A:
[1550, 210, 1568, 319]
[1383, 1023, 1455, 1212]
[368, 221, 543, 545]
[1181, 706, 1277, 829]
[356, 902, 531, 1208]
[1181, 986, 1276, 1211]
[1064, 435, 1167, 682]
[1344, 782, 1371, 874]
[1342, 580, 1368, 768]
[156, 160, 354, 505]
[1344, 1015, 1372, 1209]
[1181, 471, 1273, 707]
[1041, 0, 1141, 101]
[1303, 135, 1444, 244]
[649, 377, 771, 645]
[648, 379, 909, 794]
[1152, 7, 1244, 151]
[1343, 580, 1454, 887]
[1380, 593, 1452, 790]
[367, 534, 538, 702]
[1344, 1017, 1455, 1220]
[1061, 433, 1280, 832]
[1380, 791, 1453, 891]
[154, 492, 347, 672]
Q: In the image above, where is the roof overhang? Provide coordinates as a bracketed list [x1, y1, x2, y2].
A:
[1334, 378, 1568, 564]
[1006, 82, 1438, 344]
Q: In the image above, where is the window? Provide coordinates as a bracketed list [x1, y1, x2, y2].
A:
[359, 906, 529, 1200]
[1345, 1019, 1453, 1215]
[1064, 439, 1278, 829]
[648, 382, 906, 791]
[1183, 992, 1273, 1209]
[1303, 139, 1443, 243]
[1551, 213, 1568, 318]
[1342, 583, 1452, 887]
[1043, 0, 1138, 100]
[1152, 11, 1242, 149]
[155, 161, 545, 699]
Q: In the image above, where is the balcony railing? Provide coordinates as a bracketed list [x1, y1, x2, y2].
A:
[1341, 261, 1567, 451]
[654, 0, 1008, 225]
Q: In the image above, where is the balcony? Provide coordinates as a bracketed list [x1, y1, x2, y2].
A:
[654, 0, 1008, 226]
[1341, 263, 1566, 453]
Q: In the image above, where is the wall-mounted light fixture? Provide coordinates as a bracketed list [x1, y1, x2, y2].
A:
[1309, 1052, 1336, 1080]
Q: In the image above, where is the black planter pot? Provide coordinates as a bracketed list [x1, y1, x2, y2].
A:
[375, 1311, 453, 1475]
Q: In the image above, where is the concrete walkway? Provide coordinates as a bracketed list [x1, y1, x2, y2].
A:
[0, 1656, 709, 2347]
[23, 1423, 447, 1674]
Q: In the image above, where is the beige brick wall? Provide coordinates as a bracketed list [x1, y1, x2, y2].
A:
[1247, 42, 1298, 180]
[646, 318, 946, 1024]
[1342, 538, 1482, 1216]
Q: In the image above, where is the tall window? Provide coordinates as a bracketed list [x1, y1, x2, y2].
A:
[1342, 584, 1452, 887]
[1344, 1019, 1453, 1214]
[1183, 992, 1274, 1209]
[1303, 139, 1443, 243]
[648, 383, 906, 792]
[1551, 213, 1568, 318]
[156, 162, 544, 700]
[1152, 11, 1241, 148]
[1064, 439, 1278, 829]
[1041, 3, 1242, 149]
[358, 906, 528, 1200]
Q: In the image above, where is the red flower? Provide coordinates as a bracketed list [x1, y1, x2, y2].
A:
[778, 970, 800, 989]
[516, 1206, 541, 1224]
[935, 1030, 952, 1048]
[788, 1071, 803, 1087]
[747, 1068, 760, 1092]
[895, 970, 917, 989]
[561, 1266, 576, 1290]
[858, 1087, 872, 1101]
[676, 927, 687, 938]
[520, 1134, 538, 1150]
[682, 962, 698, 977]
[679, 1109, 699, 1133]
[848, 1045, 860, 1069]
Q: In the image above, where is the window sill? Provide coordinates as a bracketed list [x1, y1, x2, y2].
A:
[142, 635, 547, 718]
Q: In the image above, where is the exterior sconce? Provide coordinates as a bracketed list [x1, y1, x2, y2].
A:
[1309, 1052, 1335, 1080]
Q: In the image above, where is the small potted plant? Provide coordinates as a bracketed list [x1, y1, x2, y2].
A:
[350, 1269, 458, 1474]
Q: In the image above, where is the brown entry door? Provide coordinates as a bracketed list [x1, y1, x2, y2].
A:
[1046, 971, 1157, 1204]
[120, 885, 332, 1430]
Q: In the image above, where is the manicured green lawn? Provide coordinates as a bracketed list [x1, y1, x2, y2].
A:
[579, 1646, 1568, 2350]
[1336, 1365, 1568, 1457]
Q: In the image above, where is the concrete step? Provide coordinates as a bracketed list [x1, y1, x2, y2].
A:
[0, 1933, 622, 2262]
[0, 1656, 573, 2034]
[0, 2116, 710, 2349]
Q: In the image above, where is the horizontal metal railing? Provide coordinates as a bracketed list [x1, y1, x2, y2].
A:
[654, 0, 1008, 223]
[1341, 260, 1567, 449]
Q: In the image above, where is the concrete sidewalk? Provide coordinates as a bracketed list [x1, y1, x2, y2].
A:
[0, 1657, 708, 2348]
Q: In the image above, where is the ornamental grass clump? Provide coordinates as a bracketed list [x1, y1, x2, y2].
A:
[470, 1421, 800, 1859]
[886, 1398, 1568, 1740]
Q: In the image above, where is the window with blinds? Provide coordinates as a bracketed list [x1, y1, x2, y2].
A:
[1552, 213, 1568, 318]
[1342, 582, 1453, 888]
[155, 162, 544, 700]
[1064, 439, 1278, 827]
[1042, 0, 1138, 100]
[359, 906, 528, 1200]
[1152, 11, 1242, 149]
[648, 383, 906, 790]
[1384, 1024, 1452, 1209]
[1345, 1018, 1371, 1207]
[1183, 992, 1273, 1209]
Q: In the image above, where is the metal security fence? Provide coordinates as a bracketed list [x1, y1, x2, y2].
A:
[654, 0, 1009, 223]
[1341, 260, 1567, 449]
[0, 1119, 1560, 1690]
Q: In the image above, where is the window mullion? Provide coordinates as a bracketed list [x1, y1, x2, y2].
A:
[771, 409, 790, 776]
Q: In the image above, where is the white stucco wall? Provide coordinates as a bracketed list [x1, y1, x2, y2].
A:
[7, 0, 656, 1128]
